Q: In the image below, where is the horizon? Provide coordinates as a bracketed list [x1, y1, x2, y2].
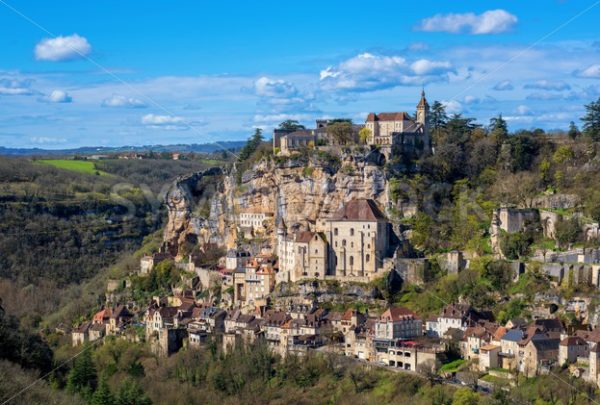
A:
[1, 1, 600, 148]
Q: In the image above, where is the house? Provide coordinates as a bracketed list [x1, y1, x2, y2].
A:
[326, 199, 390, 281]
[461, 322, 499, 361]
[479, 344, 502, 371]
[374, 307, 422, 340]
[430, 304, 493, 338]
[145, 306, 180, 339]
[364, 91, 430, 158]
[238, 210, 274, 237]
[140, 252, 171, 275]
[233, 258, 276, 306]
[105, 304, 133, 335]
[521, 337, 560, 377]
[225, 249, 251, 271]
[72, 322, 92, 346]
[559, 336, 589, 365]
[276, 227, 328, 283]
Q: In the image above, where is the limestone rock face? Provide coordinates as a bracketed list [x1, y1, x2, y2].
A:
[163, 154, 391, 255]
[163, 167, 223, 256]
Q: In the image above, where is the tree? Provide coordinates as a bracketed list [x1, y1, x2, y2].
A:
[277, 120, 305, 132]
[91, 375, 115, 405]
[326, 121, 353, 145]
[489, 114, 508, 147]
[67, 347, 98, 397]
[452, 388, 480, 405]
[116, 379, 152, 405]
[430, 101, 448, 130]
[238, 129, 264, 161]
[358, 127, 371, 144]
[568, 121, 580, 140]
[582, 98, 600, 141]
[556, 217, 580, 249]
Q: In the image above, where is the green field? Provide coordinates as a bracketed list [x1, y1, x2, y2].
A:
[37, 159, 108, 175]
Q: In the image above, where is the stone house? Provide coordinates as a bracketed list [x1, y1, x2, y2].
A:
[559, 336, 589, 365]
[479, 344, 502, 371]
[520, 337, 560, 377]
[105, 304, 133, 336]
[429, 304, 493, 338]
[238, 210, 274, 238]
[277, 227, 328, 283]
[140, 252, 171, 275]
[233, 258, 276, 306]
[374, 307, 422, 340]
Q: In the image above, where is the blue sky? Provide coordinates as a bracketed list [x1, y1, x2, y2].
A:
[1, 0, 600, 148]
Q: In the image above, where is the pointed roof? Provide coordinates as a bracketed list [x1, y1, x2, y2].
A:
[417, 90, 429, 109]
[329, 199, 387, 222]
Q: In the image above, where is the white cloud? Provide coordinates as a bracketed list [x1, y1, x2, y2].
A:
[29, 136, 67, 144]
[141, 114, 188, 130]
[493, 80, 513, 91]
[516, 105, 532, 115]
[410, 59, 452, 75]
[45, 90, 72, 103]
[319, 52, 454, 92]
[524, 80, 570, 91]
[417, 9, 517, 35]
[574, 64, 600, 78]
[441, 100, 463, 114]
[254, 77, 298, 98]
[102, 95, 147, 108]
[34, 34, 91, 62]
[0, 78, 36, 95]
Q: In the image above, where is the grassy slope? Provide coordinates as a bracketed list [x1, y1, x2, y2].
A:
[37, 159, 109, 175]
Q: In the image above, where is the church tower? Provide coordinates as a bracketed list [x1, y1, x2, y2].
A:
[416, 89, 429, 126]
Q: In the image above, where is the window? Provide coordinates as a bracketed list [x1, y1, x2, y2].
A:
[350, 228, 355, 236]
[349, 256, 354, 266]
[334, 228, 338, 236]
[366, 254, 370, 262]
[351, 242, 354, 248]
[342, 239, 346, 247]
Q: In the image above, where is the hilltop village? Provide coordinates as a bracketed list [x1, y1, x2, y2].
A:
[69, 92, 600, 394]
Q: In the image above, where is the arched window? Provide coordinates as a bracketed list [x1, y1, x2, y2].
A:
[349, 256, 354, 267]
[366, 254, 370, 262]
[334, 228, 338, 236]
[350, 228, 355, 236]
[342, 239, 346, 247]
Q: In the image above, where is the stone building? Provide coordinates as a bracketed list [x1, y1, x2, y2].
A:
[326, 199, 389, 281]
[364, 91, 430, 158]
[276, 227, 328, 283]
[374, 306, 422, 340]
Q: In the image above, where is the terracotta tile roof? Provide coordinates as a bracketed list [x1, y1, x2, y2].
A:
[480, 344, 500, 351]
[329, 199, 386, 222]
[493, 326, 508, 341]
[560, 336, 587, 347]
[380, 306, 419, 322]
[575, 329, 600, 343]
[295, 231, 315, 244]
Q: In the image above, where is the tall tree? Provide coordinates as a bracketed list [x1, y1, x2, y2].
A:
[91, 375, 115, 405]
[67, 347, 98, 397]
[277, 120, 305, 132]
[429, 101, 448, 130]
[568, 121, 580, 140]
[116, 379, 152, 405]
[326, 121, 354, 145]
[489, 114, 508, 141]
[238, 128, 264, 160]
[582, 97, 600, 141]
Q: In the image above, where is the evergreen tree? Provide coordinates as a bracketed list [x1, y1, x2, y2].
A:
[91, 375, 115, 405]
[238, 128, 264, 161]
[277, 120, 305, 131]
[489, 114, 508, 140]
[429, 101, 448, 130]
[568, 121, 580, 140]
[116, 379, 152, 405]
[581, 98, 600, 140]
[66, 346, 97, 396]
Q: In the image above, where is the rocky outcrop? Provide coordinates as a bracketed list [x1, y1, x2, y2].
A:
[163, 167, 223, 256]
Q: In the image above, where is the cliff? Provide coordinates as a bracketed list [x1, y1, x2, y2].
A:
[163, 150, 392, 257]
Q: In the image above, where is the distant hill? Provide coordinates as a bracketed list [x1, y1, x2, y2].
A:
[0, 141, 246, 156]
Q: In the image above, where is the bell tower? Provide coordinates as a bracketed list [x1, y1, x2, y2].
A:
[416, 89, 429, 126]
